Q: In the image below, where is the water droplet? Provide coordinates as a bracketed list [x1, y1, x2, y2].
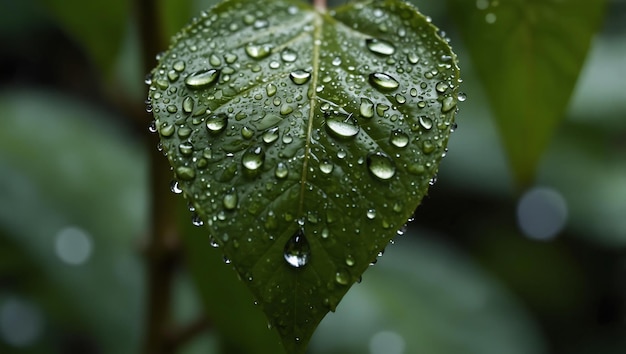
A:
[435, 81, 449, 94]
[223, 189, 238, 210]
[245, 44, 272, 59]
[242, 146, 265, 171]
[175, 166, 196, 181]
[332, 56, 342, 66]
[407, 52, 419, 64]
[345, 255, 355, 267]
[369, 72, 399, 92]
[366, 209, 376, 219]
[262, 126, 280, 144]
[182, 97, 194, 114]
[166, 105, 178, 113]
[209, 54, 222, 66]
[419, 116, 433, 130]
[458, 92, 467, 102]
[206, 113, 228, 133]
[185, 69, 220, 89]
[173, 60, 185, 72]
[289, 70, 311, 85]
[241, 126, 254, 139]
[365, 38, 396, 56]
[275, 162, 289, 179]
[319, 160, 334, 174]
[191, 214, 204, 226]
[367, 152, 396, 180]
[441, 96, 457, 113]
[390, 129, 409, 148]
[395, 94, 406, 104]
[170, 180, 183, 194]
[283, 229, 310, 268]
[178, 142, 194, 156]
[335, 269, 350, 285]
[422, 139, 435, 154]
[281, 48, 298, 62]
[325, 113, 360, 138]
[359, 98, 374, 118]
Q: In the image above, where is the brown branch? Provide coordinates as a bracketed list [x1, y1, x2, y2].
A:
[134, 1, 183, 354]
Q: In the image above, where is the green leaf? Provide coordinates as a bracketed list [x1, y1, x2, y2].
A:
[446, 0, 606, 188]
[40, 0, 130, 76]
[148, 0, 459, 352]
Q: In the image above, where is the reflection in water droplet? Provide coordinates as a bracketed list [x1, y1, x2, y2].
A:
[275, 162, 289, 179]
[289, 70, 311, 85]
[283, 229, 310, 268]
[359, 98, 374, 118]
[263, 126, 280, 144]
[369, 72, 399, 91]
[242, 146, 265, 171]
[185, 69, 220, 89]
[245, 44, 272, 59]
[365, 38, 396, 56]
[281, 48, 298, 62]
[206, 113, 228, 133]
[325, 114, 360, 138]
[367, 152, 396, 180]
[390, 129, 409, 148]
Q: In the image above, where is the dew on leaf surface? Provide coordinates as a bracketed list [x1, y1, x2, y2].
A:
[185, 69, 220, 89]
[367, 152, 396, 180]
[242, 146, 265, 171]
[283, 229, 310, 268]
[365, 38, 396, 56]
[369, 72, 400, 91]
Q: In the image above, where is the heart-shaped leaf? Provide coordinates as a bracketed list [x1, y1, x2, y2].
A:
[147, 0, 460, 352]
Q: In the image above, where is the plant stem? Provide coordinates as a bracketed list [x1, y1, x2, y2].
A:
[135, 0, 181, 353]
[314, 0, 327, 12]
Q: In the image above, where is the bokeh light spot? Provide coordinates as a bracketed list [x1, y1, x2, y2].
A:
[517, 187, 568, 241]
[55, 226, 93, 265]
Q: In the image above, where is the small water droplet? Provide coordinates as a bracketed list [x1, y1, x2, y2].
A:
[185, 69, 220, 89]
[335, 269, 350, 285]
[178, 141, 194, 156]
[390, 129, 409, 148]
[367, 152, 396, 180]
[365, 38, 396, 56]
[209, 54, 222, 66]
[283, 229, 310, 268]
[325, 113, 360, 138]
[419, 116, 433, 130]
[422, 139, 435, 154]
[441, 96, 457, 113]
[173, 60, 186, 72]
[170, 180, 183, 194]
[289, 70, 311, 85]
[262, 126, 280, 144]
[223, 189, 238, 210]
[436, 81, 449, 94]
[366, 209, 376, 219]
[280, 48, 298, 62]
[206, 113, 228, 133]
[395, 94, 406, 104]
[319, 160, 334, 174]
[241, 126, 254, 139]
[275, 162, 289, 179]
[369, 72, 399, 92]
[345, 255, 355, 267]
[457, 92, 467, 102]
[359, 98, 374, 118]
[245, 44, 272, 59]
[242, 146, 265, 171]
[191, 214, 204, 227]
[182, 97, 194, 114]
[331, 56, 342, 66]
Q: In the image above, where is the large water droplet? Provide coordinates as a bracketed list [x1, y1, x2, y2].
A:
[283, 229, 310, 268]
[369, 72, 399, 92]
[325, 113, 360, 138]
[359, 98, 374, 118]
[185, 69, 220, 89]
[441, 96, 457, 113]
[206, 113, 228, 133]
[281, 48, 298, 62]
[245, 44, 272, 59]
[242, 146, 265, 171]
[367, 152, 396, 180]
[175, 166, 196, 181]
[182, 97, 194, 114]
[419, 116, 433, 130]
[365, 38, 396, 56]
[289, 70, 311, 85]
[390, 129, 409, 148]
[335, 269, 350, 285]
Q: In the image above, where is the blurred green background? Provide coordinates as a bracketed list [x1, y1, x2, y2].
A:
[1, 0, 625, 353]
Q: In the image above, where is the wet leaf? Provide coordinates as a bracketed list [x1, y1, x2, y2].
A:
[446, 0, 606, 188]
[148, 0, 459, 352]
